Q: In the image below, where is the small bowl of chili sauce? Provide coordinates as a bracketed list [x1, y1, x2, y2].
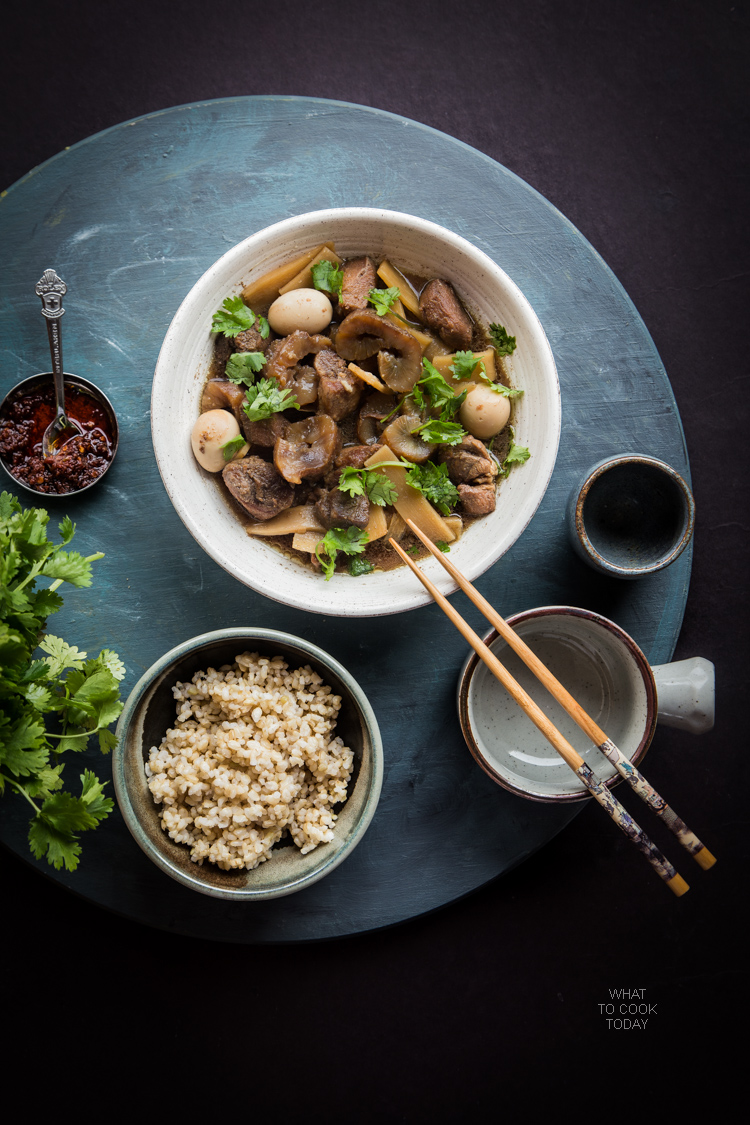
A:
[0, 372, 118, 496]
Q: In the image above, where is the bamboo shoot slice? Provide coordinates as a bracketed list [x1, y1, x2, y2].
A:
[364, 445, 455, 543]
[377, 260, 421, 317]
[365, 503, 388, 541]
[443, 515, 463, 541]
[348, 362, 388, 393]
[279, 246, 342, 295]
[387, 509, 408, 543]
[292, 530, 323, 552]
[291, 503, 388, 555]
[385, 312, 434, 350]
[241, 244, 334, 309]
[423, 337, 453, 360]
[245, 506, 324, 537]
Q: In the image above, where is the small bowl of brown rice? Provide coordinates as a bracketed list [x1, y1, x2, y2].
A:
[113, 627, 383, 899]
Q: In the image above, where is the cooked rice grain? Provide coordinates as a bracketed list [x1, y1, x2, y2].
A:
[145, 652, 354, 870]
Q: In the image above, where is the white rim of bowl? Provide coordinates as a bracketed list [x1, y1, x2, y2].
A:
[152, 208, 561, 616]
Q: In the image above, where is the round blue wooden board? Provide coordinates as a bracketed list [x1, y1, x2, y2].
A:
[0, 97, 691, 942]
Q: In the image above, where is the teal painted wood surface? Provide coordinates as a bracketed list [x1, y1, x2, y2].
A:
[0, 97, 692, 941]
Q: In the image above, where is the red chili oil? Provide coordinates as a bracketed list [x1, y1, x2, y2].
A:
[0, 381, 116, 494]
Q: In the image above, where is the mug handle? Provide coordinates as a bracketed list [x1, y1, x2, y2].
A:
[651, 657, 715, 735]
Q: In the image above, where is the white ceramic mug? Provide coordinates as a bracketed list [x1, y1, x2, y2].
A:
[456, 606, 714, 802]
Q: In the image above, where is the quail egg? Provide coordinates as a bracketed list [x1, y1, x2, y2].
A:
[191, 410, 247, 472]
[268, 288, 333, 335]
[459, 384, 511, 440]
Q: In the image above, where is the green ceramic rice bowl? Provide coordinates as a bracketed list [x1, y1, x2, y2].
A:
[113, 627, 383, 900]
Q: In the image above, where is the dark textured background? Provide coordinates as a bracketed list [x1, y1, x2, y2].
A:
[1, 0, 747, 1115]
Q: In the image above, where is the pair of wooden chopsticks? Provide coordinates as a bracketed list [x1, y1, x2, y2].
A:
[390, 517, 716, 896]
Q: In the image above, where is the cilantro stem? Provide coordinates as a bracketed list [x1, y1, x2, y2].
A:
[378, 400, 403, 426]
[6, 777, 41, 816]
[44, 728, 97, 740]
[48, 552, 104, 592]
[12, 551, 54, 593]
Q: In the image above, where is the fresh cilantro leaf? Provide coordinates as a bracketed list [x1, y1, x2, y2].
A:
[211, 295, 256, 338]
[23, 763, 64, 800]
[39, 635, 87, 678]
[40, 551, 95, 588]
[337, 467, 398, 508]
[23, 683, 53, 711]
[243, 379, 298, 422]
[0, 714, 49, 776]
[311, 260, 343, 296]
[411, 418, 466, 446]
[28, 588, 64, 620]
[97, 727, 119, 754]
[486, 382, 523, 398]
[415, 360, 457, 412]
[58, 516, 76, 544]
[0, 492, 16, 520]
[69, 667, 121, 712]
[28, 816, 82, 871]
[450, 351, 486, 382]
[0, 625, 28, 667]
[489, 323, 517, 356]
[368, 287, 400, 315]
[366, 473, 399, 507]
[348, 557, 375, 577]
[225, 351, 266, 385]
[411, 360, 467, 423]
[17, 658, 53, 684]
[26, 770, 112, 871]
[96, 649, 126, 681]
[502, 441, 531, 473]
[418, 358, 440, 382]
[498, 429, 531, 478]
[53, 733, 94, 755]
[405, 462, 460, 515]
[255, 313, 270, 340]
[436, 541, 451, 553]
[315, 527, 369, 581]
[336, 467, 366, 498]
[38, 789, 98, 834]
[221, 436, 246, 462]
[80, 769, 115, 822]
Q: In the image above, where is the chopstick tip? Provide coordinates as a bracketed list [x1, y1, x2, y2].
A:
[694, 846, 717, 870]
[666, 872, 690, 897]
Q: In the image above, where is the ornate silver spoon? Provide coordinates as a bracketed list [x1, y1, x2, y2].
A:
[35, 268, 84, 457]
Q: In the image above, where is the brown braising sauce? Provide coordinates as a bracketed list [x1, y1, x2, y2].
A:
[0, 381, 115, 494]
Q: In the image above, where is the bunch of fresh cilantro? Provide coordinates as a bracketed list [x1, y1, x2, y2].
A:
[0, 492, 125, 871]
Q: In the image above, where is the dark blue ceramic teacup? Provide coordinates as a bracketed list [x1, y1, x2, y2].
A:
[566, 454, 695, 579]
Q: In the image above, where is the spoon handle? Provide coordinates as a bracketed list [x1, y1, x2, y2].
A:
[35, 269, 67, 411]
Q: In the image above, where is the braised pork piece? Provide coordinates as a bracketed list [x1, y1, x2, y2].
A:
[190, 244, 526, 578]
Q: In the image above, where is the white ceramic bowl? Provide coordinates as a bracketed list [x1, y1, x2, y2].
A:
[113, 628, 383, 900]
[152, 208, 561, 617]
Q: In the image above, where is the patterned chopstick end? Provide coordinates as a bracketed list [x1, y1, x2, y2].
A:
[666, 873, 690, 897]
[694, 846, 717, 870]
